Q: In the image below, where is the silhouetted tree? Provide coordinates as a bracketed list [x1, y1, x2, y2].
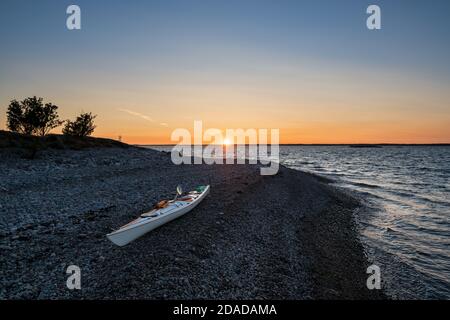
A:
[6, 96, 63, 136]
[63, 112, 97, 137]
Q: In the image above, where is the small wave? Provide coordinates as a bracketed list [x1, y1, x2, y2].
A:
[390, 190, 416, 198]
[336, 185, 384, 200]
[348, 181, 381, 189]
[388, 190, 450, 207]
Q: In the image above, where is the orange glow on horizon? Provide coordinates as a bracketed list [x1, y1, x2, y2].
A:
[93, 122, 450, 145]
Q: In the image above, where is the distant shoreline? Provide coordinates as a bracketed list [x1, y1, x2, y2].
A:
[2, 131, 448, 149]
[140, 143, 450, 147]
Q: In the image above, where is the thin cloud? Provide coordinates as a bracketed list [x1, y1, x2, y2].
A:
[117, 108, 155, 122]
[160, 122, 169, 127]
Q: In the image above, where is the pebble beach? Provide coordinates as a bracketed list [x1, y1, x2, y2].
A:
[0, 139, 384, 299]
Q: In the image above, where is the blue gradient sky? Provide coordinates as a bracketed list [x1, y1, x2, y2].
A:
[1, 0, 449, 143]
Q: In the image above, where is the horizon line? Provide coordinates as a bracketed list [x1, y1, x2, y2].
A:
[136, 143, 450, 146]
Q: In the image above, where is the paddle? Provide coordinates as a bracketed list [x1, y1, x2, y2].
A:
[174, 185, 183, 201]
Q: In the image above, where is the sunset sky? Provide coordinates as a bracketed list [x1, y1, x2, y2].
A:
[1, 0, 449, 144]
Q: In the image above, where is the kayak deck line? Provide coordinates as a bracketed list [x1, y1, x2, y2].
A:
[106, 185, 210, 246]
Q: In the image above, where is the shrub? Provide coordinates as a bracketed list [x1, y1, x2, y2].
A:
[63, 112, 97, 137]
[6, 96, 63, 136]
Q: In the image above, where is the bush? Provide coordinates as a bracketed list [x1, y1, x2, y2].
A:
[63, 112, 97, 137]
[6, 96, 63, 136]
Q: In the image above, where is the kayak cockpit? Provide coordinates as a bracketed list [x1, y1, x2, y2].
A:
[139, 196, 197, 219]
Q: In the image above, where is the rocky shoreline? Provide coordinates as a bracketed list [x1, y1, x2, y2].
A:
[0, 145, 384, 299]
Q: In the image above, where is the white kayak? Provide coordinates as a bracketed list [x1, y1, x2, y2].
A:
[107, 185, 210, 246]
